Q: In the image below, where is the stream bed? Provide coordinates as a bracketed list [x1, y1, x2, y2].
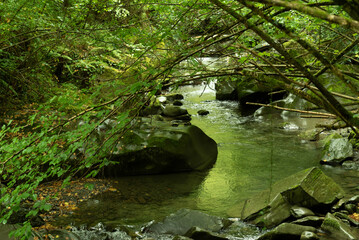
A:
[53, 82, 359, 239]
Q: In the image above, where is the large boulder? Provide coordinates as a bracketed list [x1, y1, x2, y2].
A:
[104, 121, 218, 176]
[215, 80, 238, 101]
[144, 209, 232, 236]
[228, 167, 345, 228]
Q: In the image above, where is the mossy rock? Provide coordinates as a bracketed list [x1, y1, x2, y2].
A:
[104, 123, 218, 176]
[228, 167, 345, 228]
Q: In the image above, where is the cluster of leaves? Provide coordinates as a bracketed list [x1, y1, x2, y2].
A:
[2, 0, 359, 239]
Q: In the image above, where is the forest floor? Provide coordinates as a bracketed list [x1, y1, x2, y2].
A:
[31, 178, 118, 231]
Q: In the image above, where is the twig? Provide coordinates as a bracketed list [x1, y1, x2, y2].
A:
[246, 102, 336, 118]
[300, 114, 336, 119]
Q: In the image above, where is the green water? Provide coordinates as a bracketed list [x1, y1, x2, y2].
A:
[57, 83, 330, 229]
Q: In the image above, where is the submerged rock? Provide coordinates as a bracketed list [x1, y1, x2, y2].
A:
[105, 123, 218, 176]
[144, 209, 232, 236]
[228, 167, 344, 228]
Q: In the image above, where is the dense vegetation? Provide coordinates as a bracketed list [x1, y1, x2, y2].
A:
[1, 0, 359, 238]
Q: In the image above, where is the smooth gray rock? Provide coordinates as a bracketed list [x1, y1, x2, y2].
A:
[228, 167, 345, 228]
[292, 216, 324, 228]
[163, 105, 188, 117]
[290, 206, 315, 219]
[144, 209, 231, 236]
[300, 231, 319, 240]
[258, 223, 316, 240]
[321, 138, 353, 165]
[321, 213, 359, 240]
[106, 124, 218, 176]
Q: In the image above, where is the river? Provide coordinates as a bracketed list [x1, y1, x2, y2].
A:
[53, 59, 359, 239]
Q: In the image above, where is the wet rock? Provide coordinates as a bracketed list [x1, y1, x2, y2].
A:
[157, 96, 167, 104]
[290, 206, 315, 219]
[106, 124, 218, 176]
[300, 231, 319, 240]
[185, 227, 229, 240]
[197, 110, 210, 116]
[172, 236, 192, 240]
[215, 80, 238, 101]
[334, 212, 359, 227]
[258, 223, 316, 240]
[175, 114, 192, 121]
[162, 105, 188, 117]
[228, 167, 345, 228]
[166, 93, 184, 102]
[291, 216, 324, 228]
[347, 195, 359, 205]
[173, 100, 183, 106]
[345, 203, 357, 214]
[320, 138, 353, 166]
[321, 212, 359, 240]
[342, 160, 359, 170]
[144, 209, 231, 236]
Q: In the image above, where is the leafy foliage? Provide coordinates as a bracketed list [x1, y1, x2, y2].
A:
[2, 0, 359, 239]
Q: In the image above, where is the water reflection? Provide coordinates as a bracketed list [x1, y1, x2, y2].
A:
[176, 83, 323, 215]
[56, 82, 332, 227]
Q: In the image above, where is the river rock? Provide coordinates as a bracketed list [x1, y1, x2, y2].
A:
[144, 209, 231, 236]
[321, 212, 359, 240]
[320, 138, 353, 166]
[290, 206, 315, 219]
[198, 110, 210, 116]
[300, 231, 319, 240]
[228, 167, 345, 228]
[184, 227, 229, 240]
[162, 105, 189, 117]
[105, 123, 218, 176]
[215, 80, 238, 101]
[165, 93, 184, 102]
[291, 216, 324, 228]
[257, 223, 316, 240]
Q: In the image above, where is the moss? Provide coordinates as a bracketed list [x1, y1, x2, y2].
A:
[323, 218, 341, 230]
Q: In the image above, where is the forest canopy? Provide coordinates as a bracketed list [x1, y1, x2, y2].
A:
[1, 0, 359, 238]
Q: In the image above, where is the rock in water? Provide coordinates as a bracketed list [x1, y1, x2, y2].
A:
[198, 110, 210, 116]
[321, 138, 353, 166]
[162, 105, 188, 117]
[228, 167, 345, 228]
[105, 124, 218, 176]
[215, 80, 238, 101]
[144, 209, 231, 236]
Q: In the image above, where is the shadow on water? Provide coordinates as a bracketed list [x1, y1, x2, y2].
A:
[55, 171, 210, 227]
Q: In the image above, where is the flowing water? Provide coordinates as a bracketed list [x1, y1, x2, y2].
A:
[55, 59, 359, 238]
